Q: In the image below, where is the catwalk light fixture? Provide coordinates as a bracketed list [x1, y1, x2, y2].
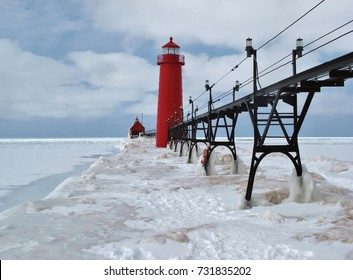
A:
[246, 38, 254, 57]
[233, 80, 240, 101]
[205, 80, 210, 91]
[234, 80, 240, 91]
[295, 38, 303, 58]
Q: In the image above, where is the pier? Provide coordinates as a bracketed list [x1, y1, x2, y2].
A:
[169, 51, 353, 202]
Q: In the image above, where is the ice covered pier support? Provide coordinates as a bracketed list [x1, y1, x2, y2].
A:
[245, 143, 304, 201]
[169, 107, 239, 175]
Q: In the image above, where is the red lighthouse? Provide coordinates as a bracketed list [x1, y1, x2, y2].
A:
[156, 37, 185, 147]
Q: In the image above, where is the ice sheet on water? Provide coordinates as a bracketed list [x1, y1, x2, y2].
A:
[0, 138, 126, 215]
[0, 138, 122, 187]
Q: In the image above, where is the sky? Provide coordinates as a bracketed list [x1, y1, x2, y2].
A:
[0, 0, 352, 138]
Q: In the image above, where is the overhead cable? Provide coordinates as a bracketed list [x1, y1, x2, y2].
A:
[257, 0, 325, 51]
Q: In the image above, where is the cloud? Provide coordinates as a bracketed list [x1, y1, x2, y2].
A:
[124, 93, 158, 115]
[84, 0, 353, 53]
[0, 39, 158, 119]
[0, 39, 78, 84]
[68, 51, 158, 91]
[85, 0, 268, 48]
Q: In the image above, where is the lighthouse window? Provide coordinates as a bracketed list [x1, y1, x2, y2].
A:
[163, 48, 179, 54]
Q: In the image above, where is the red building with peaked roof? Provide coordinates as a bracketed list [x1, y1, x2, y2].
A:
[129, 117, 145, 138]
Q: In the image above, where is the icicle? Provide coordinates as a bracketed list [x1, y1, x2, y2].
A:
[287, 165, 322, 203]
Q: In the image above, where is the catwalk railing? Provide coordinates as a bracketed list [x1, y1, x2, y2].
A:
[169, 51, 353, 202]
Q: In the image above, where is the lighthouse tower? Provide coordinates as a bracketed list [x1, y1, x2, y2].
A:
[156, 37, 185, 147]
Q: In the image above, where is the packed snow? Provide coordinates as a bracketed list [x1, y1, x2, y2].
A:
[0, 137, 353, 259]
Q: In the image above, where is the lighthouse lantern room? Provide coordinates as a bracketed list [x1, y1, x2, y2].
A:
[156, 37, 185, 147]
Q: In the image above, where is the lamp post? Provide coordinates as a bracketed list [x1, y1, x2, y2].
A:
[189, 96, 194, 121]
[232, 80, 240, 102]
[245, 38, 254, 57]
[292, 38, 303, 75]
[245, 38, 259, 145]
[205, 79, 214, 143]
[189, 96, 196, 140]
[292, 38, 303, 129]
[193, 105, 198, 141]
[205, 80, 213, 111]
[245, 38, 257, 94]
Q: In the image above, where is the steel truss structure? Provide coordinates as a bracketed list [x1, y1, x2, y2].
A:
[169, 52, 353, 202]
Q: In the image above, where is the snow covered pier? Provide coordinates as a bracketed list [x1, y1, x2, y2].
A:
[0, 137, 353, 259]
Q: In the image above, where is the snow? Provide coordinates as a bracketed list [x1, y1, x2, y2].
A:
[0, 137, 353, 259]
[0, 138, 120, 212]
[0, 139, 119, 190]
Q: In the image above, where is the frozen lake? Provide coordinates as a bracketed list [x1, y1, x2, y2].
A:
[0, 137, 352, 260]
[0, 138, 125, 212]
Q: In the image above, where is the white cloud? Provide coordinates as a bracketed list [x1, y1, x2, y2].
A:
[84, 0, 353, 53]
[124, 93, 158, 115]
[0, 39, 159, 119]
[0, 39, 78, 86]
[68, 51, 158, 92]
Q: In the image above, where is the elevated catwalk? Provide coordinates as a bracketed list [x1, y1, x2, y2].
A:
[169, 52, 353, 202]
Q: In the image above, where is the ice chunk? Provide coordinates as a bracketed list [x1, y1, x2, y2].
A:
[287, 165, 322, 203]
